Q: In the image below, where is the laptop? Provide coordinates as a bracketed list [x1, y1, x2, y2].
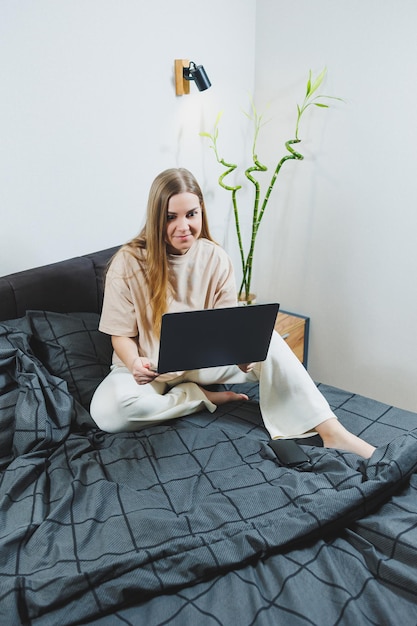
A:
[156, 302, 279, 374]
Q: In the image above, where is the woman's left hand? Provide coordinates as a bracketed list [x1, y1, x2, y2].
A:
[238, 362, 257, 373]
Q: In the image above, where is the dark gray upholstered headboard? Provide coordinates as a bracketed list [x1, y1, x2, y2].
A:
[0, 247, 119, 322]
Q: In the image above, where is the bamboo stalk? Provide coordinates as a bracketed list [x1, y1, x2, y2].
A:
[199, 69, 341, 302]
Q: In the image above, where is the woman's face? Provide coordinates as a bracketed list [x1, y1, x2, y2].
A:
[165, 192, 203, 254]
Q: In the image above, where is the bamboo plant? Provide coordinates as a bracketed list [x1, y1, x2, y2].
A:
[200, 68, 341, 303]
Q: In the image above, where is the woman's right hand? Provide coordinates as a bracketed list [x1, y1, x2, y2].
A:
[111, 336, 159, 386]
[130, 356, 159, 385]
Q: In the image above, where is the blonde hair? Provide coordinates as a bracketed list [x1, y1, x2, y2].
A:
[125, 168, 215, 335]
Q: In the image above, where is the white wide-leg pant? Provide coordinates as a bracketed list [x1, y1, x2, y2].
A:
[90, 331, 336, 438]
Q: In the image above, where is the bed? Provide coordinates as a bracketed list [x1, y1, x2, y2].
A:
[1, 247, 417, 625]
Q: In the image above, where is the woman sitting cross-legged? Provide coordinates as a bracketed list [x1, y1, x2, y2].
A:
[90, 167, 375, 459]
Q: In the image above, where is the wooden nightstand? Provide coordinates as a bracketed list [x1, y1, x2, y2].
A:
[275, 311, 310, 367]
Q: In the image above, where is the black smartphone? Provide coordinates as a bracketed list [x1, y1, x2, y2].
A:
[268, 439, 311, 467]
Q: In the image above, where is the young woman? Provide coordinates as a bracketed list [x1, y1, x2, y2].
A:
[90, 168, 375, 458]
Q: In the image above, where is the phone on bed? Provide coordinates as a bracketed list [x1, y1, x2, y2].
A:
[268, 439, 311, 467]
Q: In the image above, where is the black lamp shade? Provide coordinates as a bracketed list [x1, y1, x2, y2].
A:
[184, 62, 211, 92]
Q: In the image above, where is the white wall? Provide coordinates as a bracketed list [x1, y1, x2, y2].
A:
[0, 0, 256, 273]
[254, 0, 417, 412]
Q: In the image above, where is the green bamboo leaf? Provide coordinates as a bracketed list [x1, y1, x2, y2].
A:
[306, 70, 312, 97]
[309, 67, 327, 97]
[318, 95, 344, 103]
[214, 111, 223, 128]
[199, 132, 212, 138]
[313, 103, 329, 108]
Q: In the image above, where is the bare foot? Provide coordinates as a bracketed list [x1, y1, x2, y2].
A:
[200, 387, 249, 406]
[315, 418, 375, 459]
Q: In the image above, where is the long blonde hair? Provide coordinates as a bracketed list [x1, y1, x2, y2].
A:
[125, 168, 215, 335]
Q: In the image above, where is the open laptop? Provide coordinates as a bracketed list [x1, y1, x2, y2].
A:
[156, 302, 279, 374]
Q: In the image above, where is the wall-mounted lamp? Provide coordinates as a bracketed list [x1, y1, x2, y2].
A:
[175, 59, 211, 96]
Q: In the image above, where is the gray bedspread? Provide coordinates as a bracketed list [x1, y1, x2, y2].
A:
[1, 318, 417, 625]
